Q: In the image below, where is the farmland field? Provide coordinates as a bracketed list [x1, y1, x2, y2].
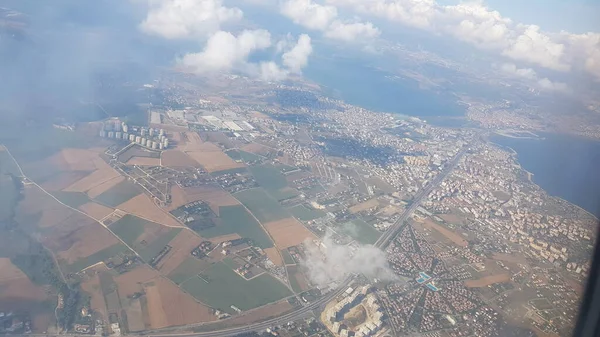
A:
[137, 228, 182, 262]
[249, 165, 300, 201]
[340, 219, 381, 245]
[264, 218, 315, 249]
[180, 262, 292, 312]
[167, 256, 210, 285]
[234, 188, 289, 223]
[0, 149, 22, 176]
[93, 180, 142, 207]
[287, 265, 310, 293]
[52, 191, 91, 209]
[66, 243, 132, 273]
[197, 205, 273, 248]
[109, 215, 146, 246]
[288, 204, 326, 221]
[281, 250, 295, 265]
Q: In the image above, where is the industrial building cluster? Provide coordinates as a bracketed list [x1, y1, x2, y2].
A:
[99, 120, 170, 150]
[324, 286, 384, 337]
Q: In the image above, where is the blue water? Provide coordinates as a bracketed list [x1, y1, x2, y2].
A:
[303, 54, 465, 118]
[491, 133, 600, 218]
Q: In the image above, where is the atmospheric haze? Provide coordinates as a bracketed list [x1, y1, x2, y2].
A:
[300, 230, 398, 287]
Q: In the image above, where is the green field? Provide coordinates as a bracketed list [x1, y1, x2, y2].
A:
[288, 204, 326, 221]
[180, 262, 292, 312]
[225, 150, 241, 160]
[340, 219, 381, 245]
[281, 249, 295, 265]
[249, 165, 300, 201]
[110, 214, 181, 262]
[52, 191, 91, 209]
[167, 257, 210, 285]
[66, 243, 132, 273]
[197, 205, 273, 248]
[226, 150, 262, 163]
[93, 181, 141, 207]
[0, 175, 19, 224]
[234, 188, 289, 223]
[210, 167, 248, 176]
[109, 215, 146, 245]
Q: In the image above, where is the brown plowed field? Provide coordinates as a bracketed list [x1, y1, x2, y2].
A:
[144, 277, 215, 329]
[186, 150, 245, 173]
[264, 218, 316, 249]
[78, 202, 114, 220]
[156, 230, 204, 275]
[115, 265, 160, 298]
[420, 218, 468, 247]
[264, 247, 283, 266]
[55, 221, 119, 264]
[86, 176, 125, 199]
[117, 194, 182, 227]
[40, 171, 91, 191]
[63, 165, 121, 193]
[161, 150, 199, 168]
[126, 157, 161, 166]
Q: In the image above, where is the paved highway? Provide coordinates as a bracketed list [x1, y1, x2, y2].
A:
[143, 146, 470, 337]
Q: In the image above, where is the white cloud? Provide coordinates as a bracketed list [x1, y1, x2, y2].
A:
[537, 78, 569, 92]
[499, 63, 537, 80]
[324, 0, 600, 79]
[179, 29, 271, 73]
[280, 0, 338, 31]
[140, 0, 243, 39]
[282, 34, 313, 73]
[280, 0, 380, 41]
[179, 30, 312, 81]
[324, 21, 381, 41]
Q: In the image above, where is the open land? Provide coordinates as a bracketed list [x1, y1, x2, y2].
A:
[287, 265, 310, 293]
[78, 202, 115, 220]
[465, 274, 511, 288]
[172, 184, 239, 215]
[126, 156, 161, 166]
[340, 219, 381, 245]
[248, 165, 300, 201]
[180, 262, 292, 313]
[186, 148, 245, 173]
[166, 256, 212, 285]
[288, 204, 326, 221]
[62, 161, 121, 193]
[86, 176, 125, 199]
[349, 198, 380, 214]
[419, 218, 468, 247]
[263, 218, 316, 249]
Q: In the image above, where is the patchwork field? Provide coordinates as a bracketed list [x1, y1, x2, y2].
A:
[161, 150, 199, 168]
[109, 215, 182, 262]
[180, 262, 292, 313]
[234, 188, 289, 223]
[169, 184, 239, 215]
[117, 193, 182, 227]
[62, 161, 121, 193]
[55, 221, 120, 265]
[114, 265, 160, 298]
[144, 276, 216, 329]
[78, 202, 114, 220]
[52, 191, 92, 209]
[264, 218, 316, 249]
[86, 176, 125, 199]
[66, 243, 132, 273]
[39, 171, 91, 192]
[240, 143, 274, 156]
[155, 230, 204, 275]
[167, 256, 211, 285]
[93, 180, 142, 207]
[197, 205, 273, 249]
[80, 266, 109, 321]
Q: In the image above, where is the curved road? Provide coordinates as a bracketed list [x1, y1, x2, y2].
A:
[143, 146, 470, 337]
